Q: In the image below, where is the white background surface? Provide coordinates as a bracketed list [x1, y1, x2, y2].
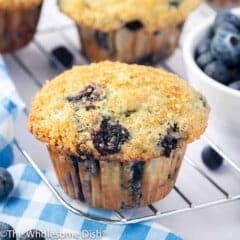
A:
[4, 1, 240, 239]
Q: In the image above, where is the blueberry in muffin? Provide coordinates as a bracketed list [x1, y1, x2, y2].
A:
[92, 117, 130, 156]
[28, 61, 209, 210]
[58, 0, 201, 64]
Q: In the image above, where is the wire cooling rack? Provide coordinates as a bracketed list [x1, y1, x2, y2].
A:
[3, 0, 240, 224]
[12, 135, 240, 224]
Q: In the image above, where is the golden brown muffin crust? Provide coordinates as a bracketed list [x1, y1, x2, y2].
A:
[28, 61, 209, 162]
[59, 0, 201, 32]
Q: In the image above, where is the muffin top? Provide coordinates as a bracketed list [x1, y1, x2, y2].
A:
[0, 0, 41, 8]
[29, 61, 209, 162]
[59, 0, 201, 32]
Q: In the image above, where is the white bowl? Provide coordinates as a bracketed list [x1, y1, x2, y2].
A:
[183, 8, 240, 146]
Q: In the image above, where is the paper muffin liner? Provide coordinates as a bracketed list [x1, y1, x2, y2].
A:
[0, 3, 42, 53]
[48, 144, 186, 210]
[207, 0, 240, 7]
[78, 21, 184, 64]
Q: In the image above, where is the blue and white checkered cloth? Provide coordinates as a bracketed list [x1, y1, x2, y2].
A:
[0, 164, 182, 240]
[0, 56, 24, 168]
[0, 56, 182, 239]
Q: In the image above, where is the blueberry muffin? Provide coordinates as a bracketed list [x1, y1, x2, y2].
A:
[58, 0, 201, 64]
[0, 0, 42, 53]
[207, 0, 240, 8]
[28, 61, 209, 210]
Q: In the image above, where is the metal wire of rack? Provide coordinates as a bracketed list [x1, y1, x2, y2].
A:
[4, 0, 240, 224]
[12, 132, 240, 224]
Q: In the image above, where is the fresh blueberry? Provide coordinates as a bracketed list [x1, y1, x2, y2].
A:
[204, 61, 231, 84]
[0, 168, 14, 199]
[214, 11, 240, 30]
[229, 81, 240, 90]
[196, 52, 214, 69]
[195, 38, 211, 57]
[51, 46, 74, 69]
[202, 146, 223, 170]
[215, 22, 239, 34]
[211, 30, 240, 66]
[125, 20, 144, 31]
[0, 222, 16, 240]
[20, 230, 45, 240]
[92, 117, 130, 156]
[231, 69, 240, 82]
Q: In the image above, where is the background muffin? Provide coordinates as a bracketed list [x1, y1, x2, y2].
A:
[0, 0, 42, 53]
[207, 0, 240, 8]
[28, 61, 209, 210]
[58, 0, 201, 64]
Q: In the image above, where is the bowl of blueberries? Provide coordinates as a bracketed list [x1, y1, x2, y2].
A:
[183, 9, 240, 142]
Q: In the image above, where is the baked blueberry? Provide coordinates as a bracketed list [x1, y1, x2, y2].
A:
[51, 46, 74, 69]
[20, 230, 45, 240]
[195, 38, 211, 57]
[177, 21, 184, 30]
[161, 135, 178, 157]
[78, 152, 100, 175]
[131, 162, 144, 185]
[68, 154, 85, 201]
[125, 20, 144, 31]
[211, 29, 240, 66]
[92, 117, 130, 155]
[67, 85, 100, 103]
[202, 146, 223, 170]
[214, 11, 240, 31]
[229, 80, 240, 90]
[0, 168, 14, 199]
[131, 162, 144, 206]
[137, 54, 153, 65]
[199, 96, 207, 108]
[69, 155, 80, 163]
[204, 61, 231, 84]
[196, 52, 214, 69]
[0, 222, 16, 240]
[158, 125, 180, 157]
[94, 31, 109, 51]
[169, 0, 183, 8]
